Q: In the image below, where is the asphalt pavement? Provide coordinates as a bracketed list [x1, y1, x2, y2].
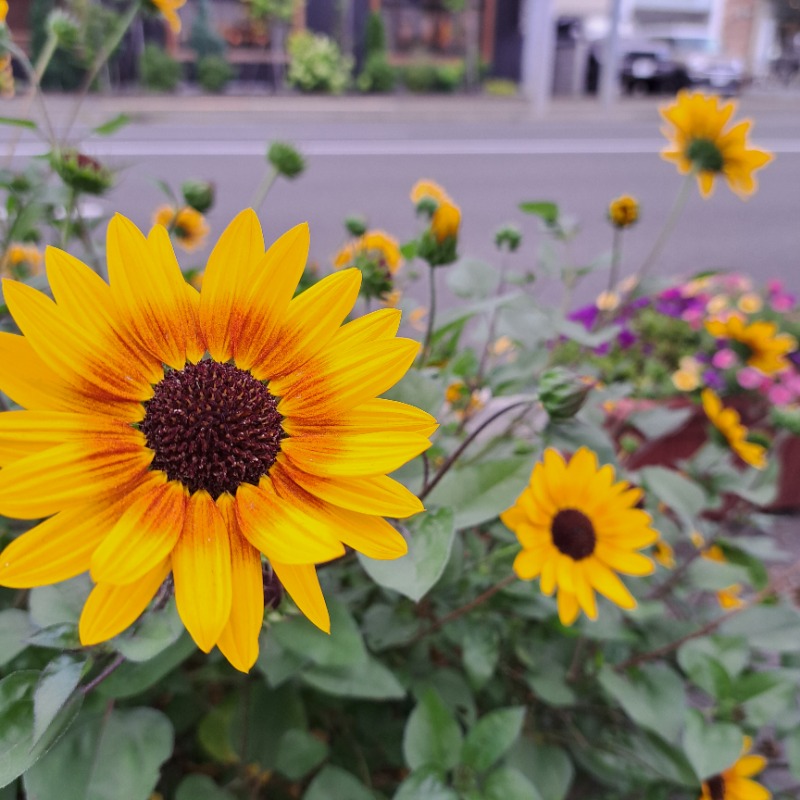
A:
[2, 88, 800, 306]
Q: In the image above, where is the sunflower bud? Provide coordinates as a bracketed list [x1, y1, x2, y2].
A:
[415, 196, 438, 218]
[494, 224, 522, 252]
[52, 150, 114, 195]
[46, 9, 80, 49]
[608, 194, 639, 229]
[345, 215, 367, 237]
[181, 179, 215, 213]
[267, 141, 305, 179]
[538, 368, 593, 421]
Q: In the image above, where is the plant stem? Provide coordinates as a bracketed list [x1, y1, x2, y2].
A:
[475, 261, 507, 386]
[635, 173, 693, 285]
[418, 399, 534, 501]
[61, 0, 141, 144]
[60, 188, 78, 249]
[250, 167, 278, 211]
[81, 654, 125, 694]
[418, 263, 438, 367]
[607, 226, 623, 295]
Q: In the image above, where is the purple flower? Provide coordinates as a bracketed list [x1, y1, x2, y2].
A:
[570, 304, 599, 330]
[702, 369, 725, 391]
[618, 329, 636, 349]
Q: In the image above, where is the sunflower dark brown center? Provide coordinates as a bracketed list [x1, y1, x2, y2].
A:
[141, 360, 283, 499]
[551, 508, 596, 560]
[705, 775, 725, 800]
[687, 137, 724, 173]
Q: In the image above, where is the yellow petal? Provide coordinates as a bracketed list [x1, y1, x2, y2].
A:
[251, 269, 361, 380]
[732, 778, 770, 800]
[734, 755, 767, 779]
[557, 589, 580, 626]
[79, 558, 170, 645]
[513, 548, 546, 580]
[91, 476, 186, 585]
[574, 564, 598, 620]
[585, 558, 637, 610]
[173, 490, 233, 652]
[0, 436, 152, 520]
[281, 432, 431, 478]
[215, 494, 265, 673]
[594, 542, 655, 576]
[199, 209, 265, 362]
[234, 481, 345, 564]
[271, 561, 330, 633]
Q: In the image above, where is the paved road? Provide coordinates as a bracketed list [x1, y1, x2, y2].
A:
[3, 91, 800, 306]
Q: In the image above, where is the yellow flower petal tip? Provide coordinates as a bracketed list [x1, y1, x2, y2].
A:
[0, 212, 434, 672]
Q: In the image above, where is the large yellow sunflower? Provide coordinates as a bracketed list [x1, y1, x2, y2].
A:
[149, 0, 186, 34]
[701, 388, 766, 469]
[699, 736, 770, 800]
[501, 447, 658, 625]
[0, 210, 435, 672]
[660, 90, 772, 198]
[705, 316, 796, 375]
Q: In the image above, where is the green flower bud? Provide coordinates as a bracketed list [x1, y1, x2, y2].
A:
[51, 149, 114, 195]
[345, 215, 367, 237]
[538, 367, 593, 421]
[494, 224, 522, 252]
[267, 141, 305, 179]
[181, 179, 215, 213]
[415, 197, 438, 218]
[46, 9, 80, 49]
[771, 406, 800, 436]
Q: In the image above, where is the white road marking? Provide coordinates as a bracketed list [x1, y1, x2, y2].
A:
[3, 138, 800, 158]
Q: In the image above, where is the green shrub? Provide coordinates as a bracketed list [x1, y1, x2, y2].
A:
[197, 55, 234, 93]
[287, 31, 352, 94]
[402, 61, 438, 93]
[139, 44, 182, 92]
[435, 61, 465, 92]
[364, 10, 386, 57]
[357, 53, 396, 93]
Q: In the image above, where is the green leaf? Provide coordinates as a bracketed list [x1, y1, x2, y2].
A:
[400, 240, 418, 260]
[384, 368, 444, 417]
[394, 767, 458, 800]
[598, 664, 685, 744]
[0, 610, 33, 667]
[111, 600, 184, 662]
[0, 117, 37, 130]
[461, 626, 500, 690]
[0, 670, 82, 789]
[175, 775, 235, 800]
[33, 656, 85, 744]
[403, 689, 462, 772]
[785, 727, 800, 780]
[92, 114, 131, 136]
[461, 707, 525, 774]
[682, 710, 741, 780]
[506, 740, 573, 800]
[24, 708, 173, 800]
[426, 457, 534, 530]
[359, 508, 455, 602]
[302, 654, 405, 700]
[447, 259, 500, 299]
[304, 765, 375, 800]
[627, 406, 693, 440]
[518, 201, 558, 225]
[484, 766, 542, 800]
[29, 576, 91, 629]
[271, 598, 365, 668]
[640, 467, 706, 529]
[198, 697, 238, 765]
[721, 604, 800, 652]
[275, 729, 328, 780]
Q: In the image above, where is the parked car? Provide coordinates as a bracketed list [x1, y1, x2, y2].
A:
[618, 39, 689, 95]
[656, 37, 745, 95]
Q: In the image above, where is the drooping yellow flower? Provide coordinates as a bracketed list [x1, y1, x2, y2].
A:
[653, 540, 675, 569]
[705, 316, 796, 375]
[717, 584, 745, 609]
[0, 211, 435, 672]
[501, 448, 658, 626]
[149, 0, 186, 34]
[410, 179, 449, 205]
[608, 194, 639, 228]
[431, 201, 461, 243]
[701, 388, 766, 469]
[334, 230, 402, 274]
[660, 90, 773, 198]
[2, 243, 42, 279]
[699, 736, 770, 800]
[153, 205, 210, 252]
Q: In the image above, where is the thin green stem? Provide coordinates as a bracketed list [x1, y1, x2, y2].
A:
[607, 226, 623, 295]
[418, 263, 437, 366]
[60, 188, 78, 249]
[61, 0, 141, 144]
[250, 167, 278, 211]
[635, 173, 694, 285]
[475, 260, 507, 386]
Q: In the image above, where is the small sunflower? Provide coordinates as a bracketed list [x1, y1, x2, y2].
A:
[410, 179, 449, 206]
[154, 205, 210, 252]
[334, 230, 402, 274]
[699, 736, 770, 800]
[2, 243, 42, 279]
[660, 90, 772, 198]
[608, 194, 639, 228]
[705, 316, 796, 375]
[431, 201, 461, 244]
[148, 0, 186, 34]
[501, 448, 658, 625]
[653, 540, 675, 569]
[0, 211, 435, 672]
[701, 388, 766, 469]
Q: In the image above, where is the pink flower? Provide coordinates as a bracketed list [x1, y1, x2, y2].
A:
[772, 293, 795, 312]
[737, 367, 765, 390]
[712, 348, 737, 369]
[767, 279, 784, 295]
[768, 384, 793, 406]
